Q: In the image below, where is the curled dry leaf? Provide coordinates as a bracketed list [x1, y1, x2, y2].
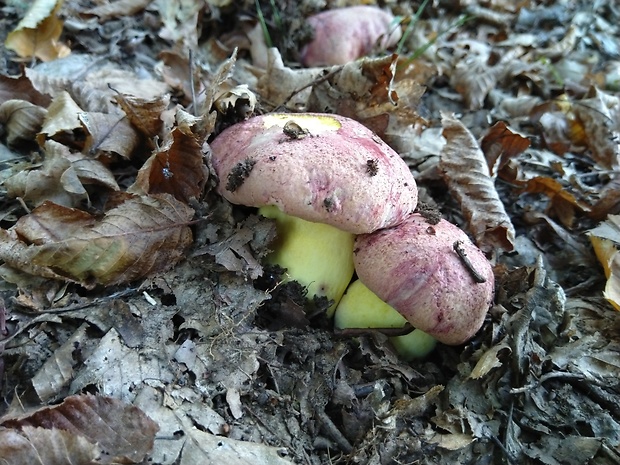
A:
[588, 214, 620, 311]
[36, 91, 84, 148]
[0, 100, 47, 146]
[449, 42, 517, 110]
[439, 112, 516, 252]
[4, 140, 119, 207]
[129, 127, 208, 202]
[114, 92, 170, 142]
[572, 88, 620, 169]
[0, 194, 193, 288]
[0, 74, 52, 107]
[0, 394, 158, 463]
[480, 121, 531, 178]
[79, 111, 140, 159]
[4, 0, 71, 62]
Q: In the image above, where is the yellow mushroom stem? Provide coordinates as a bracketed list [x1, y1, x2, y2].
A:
[334, 280, 437, 360]
[259, 205, 355, 316]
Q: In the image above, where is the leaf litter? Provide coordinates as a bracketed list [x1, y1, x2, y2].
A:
[0, 1, 619, 464]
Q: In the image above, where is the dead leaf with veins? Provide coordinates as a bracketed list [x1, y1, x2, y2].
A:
[588, 214, 620, 311]
[4, 0, 71, 62]
[0, 394, 158, 463]
[4, 140, 119, 207]
[440, 112, 516, 252]
[0, 194, 193, 287]
[129, 126, 208, 202]
[114, 92, 170, 142]
[79, 111, 140, 159]
[0, 100, 48, 147]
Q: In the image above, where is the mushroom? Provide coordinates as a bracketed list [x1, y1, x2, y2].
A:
[301, 6, 402, 67]
[334, 279, 437, 360]
[353, 213, 494, 345]
[259, 204, 354, 315]
[209, 112, 418, 312]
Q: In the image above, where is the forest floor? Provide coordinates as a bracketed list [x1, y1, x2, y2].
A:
[0, 1, 620, 464]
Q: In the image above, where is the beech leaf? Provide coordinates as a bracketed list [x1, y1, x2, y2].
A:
[1, 394, 158, 463]
[439, 112, 516, 252]
[4, 0, 71, 62]
[0, 194, 194, 287]
[0, 426, 101, 465]
[129, 126, 208, 202]
[588, 215, 620, 311]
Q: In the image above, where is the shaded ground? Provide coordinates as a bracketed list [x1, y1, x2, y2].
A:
[1, 1, 620, 464]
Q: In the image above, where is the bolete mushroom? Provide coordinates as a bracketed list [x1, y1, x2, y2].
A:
[334, 279, 437, 360]
[209, 113, 418, 312]
[301, 6, 402, 67]
[353, 213, 494, 345]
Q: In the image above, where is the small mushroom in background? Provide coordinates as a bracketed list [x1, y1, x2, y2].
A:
[353, 213, 495, 346]
[334, 279, 437, 360]
[300, 6, 403, 67]
[209, 112, 418, 313]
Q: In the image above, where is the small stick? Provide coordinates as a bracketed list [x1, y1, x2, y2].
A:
[453, 240, 487, 283]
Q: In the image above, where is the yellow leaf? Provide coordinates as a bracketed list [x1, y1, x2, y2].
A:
[588, 215, 620, 311]
[5, 0, 71, 62]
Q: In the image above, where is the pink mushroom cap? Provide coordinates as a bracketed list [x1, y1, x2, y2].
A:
[209, 113, 417, 234]
[301, 6, 402, 67]
[354, 213, 494, 345]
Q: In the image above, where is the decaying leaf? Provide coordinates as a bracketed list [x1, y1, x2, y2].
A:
[480, 121, 531, 178]
[588, 215, 620, 310]
[439, 112, 516, 252]
[37, 91, 84, 148]
[523, 176, 591, 228]
[114, 92, 170, 142]
[0, 100, 48, 147]
[0, 194, 194, 287]
[81, 0, 153, 22]
[0, 74, 52, 107]
[79, 111, 140, 159]
[572, 88, 620, 169]
[4, 0, 71, 62]
[4, 140, 119, 207]
[30, 324, 89, 402]
[0, 426, 101, 465]
[0, 394, 158, 463]
[129, 126, 208, 202]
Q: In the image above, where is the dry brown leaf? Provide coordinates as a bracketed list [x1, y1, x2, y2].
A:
[449, 41, 514, 110]
[4, 0, 71, 62]
[1, 394, 158, 463]
[256, 48, 323, 112]
[129, 127, 208, 202]
[572, 88, 620, 169]
[37, 91, 85, 148]
[480, 121, 531, 178]
[4, 140, 118, 207]
[0, 74, 51, 107]
[523, 176, 590, 228]
[79, 111, 140, 159]
[114, 92, 170, 142]
[0, 100, 48, 147]
[588, 215, 620, 311]
[31, 324, 89, 402]
[81, 0, 153, 22]
[307, 55, 428, 137]
[439, 112, 516, 252]
[0, 426, 101, 465]
[0, 194, 193, 287]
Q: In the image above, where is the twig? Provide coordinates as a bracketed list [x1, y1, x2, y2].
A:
[453, 240, 487, 283]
